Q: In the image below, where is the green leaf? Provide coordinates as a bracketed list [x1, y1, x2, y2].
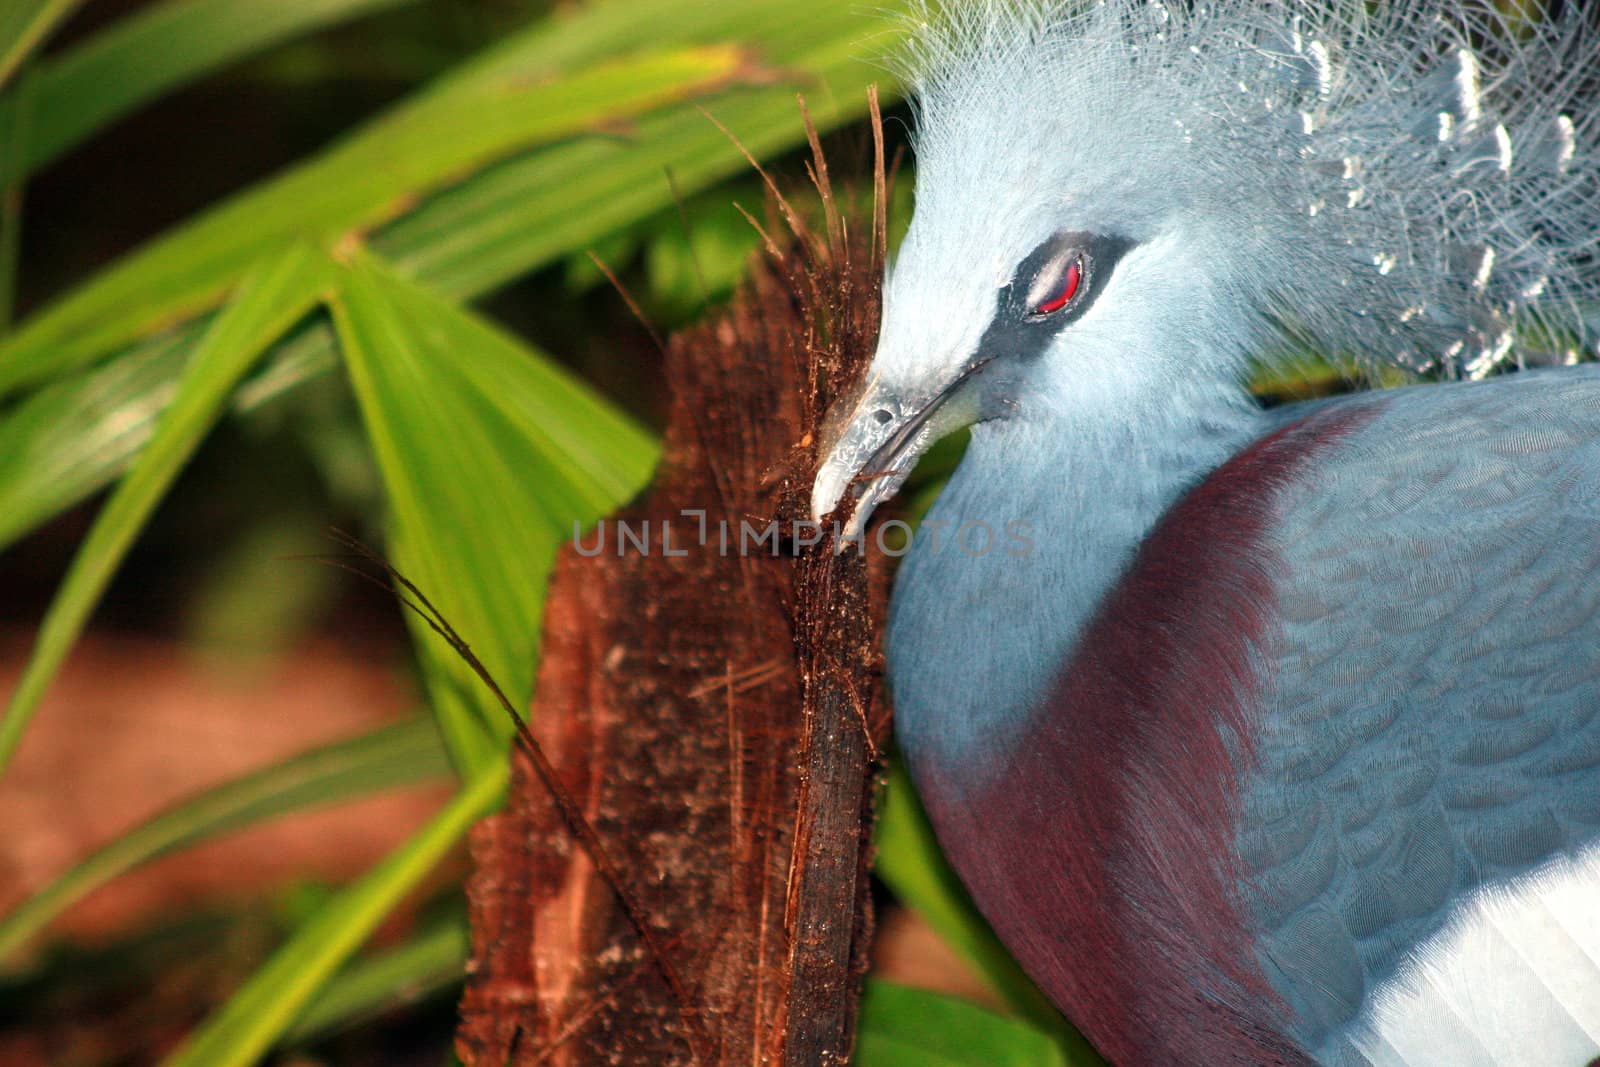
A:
[0, 0, 902, 551]
[0, 243, 331, 774]
[0, 43, 757, 396]
[281, 912, 469, 1045]
[330, 250, 655, 774]
[9, 0, 418, 179]
[857, 981, 1071, 1067]
[160, 758, 508, 1067]
[0, 716, 450, 961]
[379, 8, 890, 299]
[876, 764, 1101, 1067]
[0, 0, 83, 88]
[0, 323, 198, 549]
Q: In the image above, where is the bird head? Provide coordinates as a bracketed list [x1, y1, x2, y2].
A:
[812, 1, 1241, 535]
[812, 0, 1600, 535]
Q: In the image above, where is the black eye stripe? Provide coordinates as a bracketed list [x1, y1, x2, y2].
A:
[975, 230, 1136, 363]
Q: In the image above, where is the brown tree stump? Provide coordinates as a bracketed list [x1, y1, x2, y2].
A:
[457, 102, 891, 1067]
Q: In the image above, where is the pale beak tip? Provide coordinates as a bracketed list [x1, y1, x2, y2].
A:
[809, 460, 849, 528]
[810, 461, 871, 553]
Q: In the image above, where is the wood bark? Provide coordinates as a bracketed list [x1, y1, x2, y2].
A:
[456, 111, 889, 1066]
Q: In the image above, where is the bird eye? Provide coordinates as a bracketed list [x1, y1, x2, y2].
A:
[1030, 256, 1084, 317]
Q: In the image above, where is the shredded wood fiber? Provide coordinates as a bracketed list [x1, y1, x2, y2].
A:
[456, 99, 890, 1067]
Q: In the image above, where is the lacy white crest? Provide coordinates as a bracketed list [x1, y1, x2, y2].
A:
[895, 0, 1600, 376]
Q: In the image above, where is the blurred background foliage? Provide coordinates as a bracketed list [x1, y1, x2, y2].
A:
[0, 0, 1117, 1064]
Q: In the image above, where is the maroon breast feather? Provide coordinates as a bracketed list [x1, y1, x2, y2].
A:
[913, 401, 1379, 1065]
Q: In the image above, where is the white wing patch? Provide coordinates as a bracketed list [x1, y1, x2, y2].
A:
[1337, 840, 1600, 1066]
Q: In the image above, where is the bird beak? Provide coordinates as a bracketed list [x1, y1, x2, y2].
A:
[810, 359, 988, 543]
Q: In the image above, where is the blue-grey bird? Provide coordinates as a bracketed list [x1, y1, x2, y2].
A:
[810, 2, 1600, 1063]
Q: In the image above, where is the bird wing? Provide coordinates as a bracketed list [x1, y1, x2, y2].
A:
[1241, 368, 1600, 1064]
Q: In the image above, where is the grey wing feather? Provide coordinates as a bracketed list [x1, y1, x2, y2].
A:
[1238, 367, 1600, 1051]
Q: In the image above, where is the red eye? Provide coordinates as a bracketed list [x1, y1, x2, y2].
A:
[1034, 258, 1082, 316]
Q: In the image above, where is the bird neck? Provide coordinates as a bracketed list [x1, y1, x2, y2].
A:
[887, 376, 1265, 782]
